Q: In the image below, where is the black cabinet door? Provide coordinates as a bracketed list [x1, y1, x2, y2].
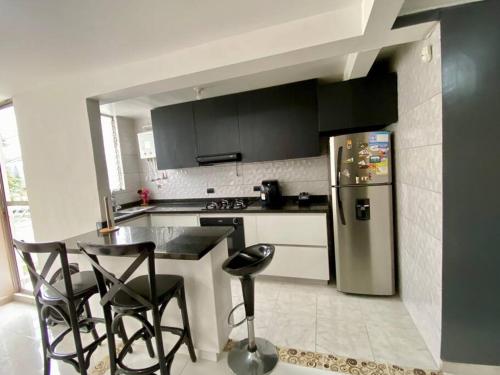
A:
[317, 80, 352, 132]
[318, 73, 397, 133]
[193, 95, 240, 156]
[151, 102, 198, 169]
[238, 80, 319, 162]
[351, 73, 397, 127]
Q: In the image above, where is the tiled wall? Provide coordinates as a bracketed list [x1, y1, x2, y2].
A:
[119, 121, 330, 200]
[387, 25, 442, 365]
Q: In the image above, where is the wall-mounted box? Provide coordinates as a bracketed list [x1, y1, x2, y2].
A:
[137, 131, 156, 159]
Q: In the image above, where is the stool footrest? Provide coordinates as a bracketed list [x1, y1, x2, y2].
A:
[228, 302, 247, 328]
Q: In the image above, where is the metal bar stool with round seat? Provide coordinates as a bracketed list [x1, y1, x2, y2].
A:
[13, 239, 108, 375]
[78, 240, 197, 375]
[222, 243, 278, 375]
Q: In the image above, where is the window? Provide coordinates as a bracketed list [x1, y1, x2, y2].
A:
[101, 115, 125, 192]
[0, 102, 35, 292]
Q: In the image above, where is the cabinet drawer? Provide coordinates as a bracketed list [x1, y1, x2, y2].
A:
[256, 214, 327, 246]
[150, 214, 199, 227]
[260, 245, 329, 280]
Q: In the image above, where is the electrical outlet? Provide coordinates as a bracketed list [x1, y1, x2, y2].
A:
[253, 186, 261, 192]
[207, 188, 215, 194]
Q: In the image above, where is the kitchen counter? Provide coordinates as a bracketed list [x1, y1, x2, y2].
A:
[63, 225, 234, 361]
[112, 199, 329, 223]
[64, 225, 234, 260]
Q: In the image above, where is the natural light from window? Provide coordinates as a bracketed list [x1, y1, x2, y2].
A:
[101, 114, 125, 192]
[0, 103, 35, 291]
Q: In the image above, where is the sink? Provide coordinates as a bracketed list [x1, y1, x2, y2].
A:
[119, 206, 154, 214]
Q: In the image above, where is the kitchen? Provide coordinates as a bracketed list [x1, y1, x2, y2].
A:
[0, 1, 498, 375]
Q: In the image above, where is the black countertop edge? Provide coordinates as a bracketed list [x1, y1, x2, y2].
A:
[105, 195, 330, 226]
[64, 226, 235, 261]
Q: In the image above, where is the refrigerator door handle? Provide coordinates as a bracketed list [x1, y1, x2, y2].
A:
[336, 146, 346, 225]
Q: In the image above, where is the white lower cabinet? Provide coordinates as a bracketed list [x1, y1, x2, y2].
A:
[260, 245, 329, 281]
[252, 213, 329, 281]
[150, 214, 199, 227]
[199, 212, 329, 281]
[142, 211, 329, 281]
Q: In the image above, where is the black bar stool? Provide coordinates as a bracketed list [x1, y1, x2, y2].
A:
[222, 244, 278, 375]
[13, 239, 107, 375]
[78, 240, 196, 375]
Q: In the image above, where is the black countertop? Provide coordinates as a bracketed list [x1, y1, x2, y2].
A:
[109, 197, 329, 224]
[64, 226, 234, 260]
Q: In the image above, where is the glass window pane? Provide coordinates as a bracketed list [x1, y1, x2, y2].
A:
[101, 115, 125, 192]
[0, 104, 35, 292]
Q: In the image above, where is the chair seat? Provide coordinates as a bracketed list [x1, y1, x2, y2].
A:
[42, 271, 98, 301]
[111, 275, 183, 310]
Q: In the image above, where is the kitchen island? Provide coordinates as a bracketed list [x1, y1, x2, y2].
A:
[63, 225, 235, 361]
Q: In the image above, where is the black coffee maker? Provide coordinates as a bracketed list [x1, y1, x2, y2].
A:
[260, 180, 283, 208]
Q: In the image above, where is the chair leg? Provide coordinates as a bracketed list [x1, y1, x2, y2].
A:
[178, 285, 197, 362]
[83, 301, 99, 342]
[115, 313, 133, 353]
[36, 303, 52, 375]
[104, 307, 118, 375]
[151, 305, 168, 375]
[141, 311, 155, 358]
[67, 301, 88, 375]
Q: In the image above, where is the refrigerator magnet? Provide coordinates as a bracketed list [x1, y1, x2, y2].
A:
[346, 139, 352, 149]
[341, 168, 351, 178]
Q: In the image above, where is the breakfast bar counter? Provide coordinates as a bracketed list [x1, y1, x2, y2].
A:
[63, 225, 235, 361]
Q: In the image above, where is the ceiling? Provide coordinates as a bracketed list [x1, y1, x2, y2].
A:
[100, 56, 348, 120]
[0, 0, 353, 99]
[2, 0, 478, 119]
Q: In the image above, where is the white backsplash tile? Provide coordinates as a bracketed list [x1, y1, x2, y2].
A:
[135, 155, 329, 200]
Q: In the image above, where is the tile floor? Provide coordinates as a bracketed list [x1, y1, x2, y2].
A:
[0, 301, 335, 375]
[229, 277, 438, 370]
[0, 278, 438, 374]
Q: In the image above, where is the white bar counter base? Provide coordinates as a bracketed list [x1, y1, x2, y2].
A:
[70, 238, 233, 361]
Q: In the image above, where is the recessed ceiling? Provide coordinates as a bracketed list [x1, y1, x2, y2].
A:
[100, 55, 348, 120]
[0, 0, 355, 98]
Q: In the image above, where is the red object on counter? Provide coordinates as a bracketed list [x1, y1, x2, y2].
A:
[138, 188, 150, 206]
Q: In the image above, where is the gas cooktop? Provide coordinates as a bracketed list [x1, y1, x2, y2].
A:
[204, 198, 248, 210]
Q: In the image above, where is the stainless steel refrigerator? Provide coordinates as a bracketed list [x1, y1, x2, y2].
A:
[330, 131, 395, 295]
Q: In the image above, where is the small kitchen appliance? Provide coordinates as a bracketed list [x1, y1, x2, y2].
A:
[297, 192, 311, 207]
[260, 180, 283, 208]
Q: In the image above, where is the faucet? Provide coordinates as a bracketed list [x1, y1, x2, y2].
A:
[110, 193, 122, 212]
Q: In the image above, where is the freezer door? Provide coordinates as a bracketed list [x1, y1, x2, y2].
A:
[332, 184, 395, 295]
[330, 131, 392, 186]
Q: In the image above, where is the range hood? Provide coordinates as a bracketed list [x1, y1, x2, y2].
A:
[196, 152, 241, 165]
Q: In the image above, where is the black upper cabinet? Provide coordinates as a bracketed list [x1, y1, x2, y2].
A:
[151, 102, 198, 169]
[193, 95, 240, 156]
[238, 80, 319, 162]
[318, 73, 397, 134]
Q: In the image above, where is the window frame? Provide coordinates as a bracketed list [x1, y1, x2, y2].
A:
[100, 114, 126, 192]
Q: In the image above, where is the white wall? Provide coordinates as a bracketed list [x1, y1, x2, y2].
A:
[387, 25, 442, 364]
[13, 88, 104, 241]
